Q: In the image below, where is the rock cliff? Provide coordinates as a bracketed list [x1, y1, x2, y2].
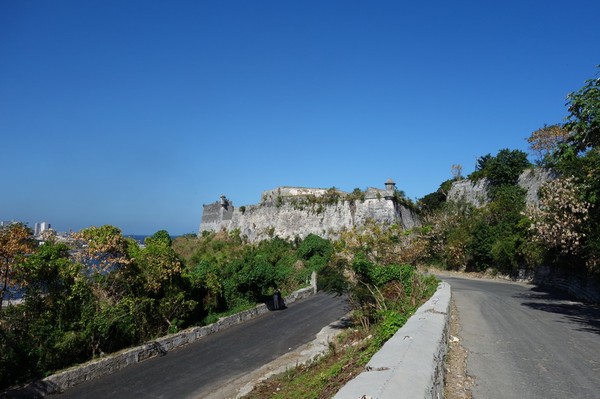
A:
[199, 181, 419, 242]
[447, 168, 556, 207]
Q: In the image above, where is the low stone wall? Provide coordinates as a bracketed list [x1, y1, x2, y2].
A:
[1, 284, 317, 398]
[533, 265, 600, 303]
[333, 282, 451, 399]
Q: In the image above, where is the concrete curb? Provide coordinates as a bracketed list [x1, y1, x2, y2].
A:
[333, 281, 451, 399]
[1, 283, 317, 398]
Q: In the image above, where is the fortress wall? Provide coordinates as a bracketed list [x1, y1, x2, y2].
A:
[200, 201, 234, 233]
[200, 197, 419, 242]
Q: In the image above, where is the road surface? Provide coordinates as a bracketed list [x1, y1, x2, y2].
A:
[443, 276, 600, 399]
[49, 292, 349, 399]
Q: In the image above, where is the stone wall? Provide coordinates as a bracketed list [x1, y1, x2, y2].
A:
[199, 187, 419, 242]
[533, 266, 600, 303]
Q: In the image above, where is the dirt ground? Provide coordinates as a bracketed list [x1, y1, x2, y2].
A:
[444, 298, 475, 399]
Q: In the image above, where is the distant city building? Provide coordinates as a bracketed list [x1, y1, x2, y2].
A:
[0, 220, 16, 229]
[33, 221, 52, 237]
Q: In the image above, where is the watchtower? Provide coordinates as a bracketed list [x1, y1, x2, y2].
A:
[384, 178, 396, 200]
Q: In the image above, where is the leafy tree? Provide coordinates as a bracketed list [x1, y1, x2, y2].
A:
[74, 225, 134, 273]
[1, 241, 93, 386]
[137, 231, 183, 294]
[548, 69, 600, 271]
[145, 230, 172, 247]
[466, 219, 495, 272]
[564, 70, 600, 154]
[418, 179, 455, 213]
[486, 148, 531, 188]
[297, 234, 333, 271]
[0, 223, 35, 309]
[187, 260, 224, 313]
[469, 149, 531, 190]
[476, 154, 493, 171]
[527, 124, 570, 165]
[525, 177, 590, 258]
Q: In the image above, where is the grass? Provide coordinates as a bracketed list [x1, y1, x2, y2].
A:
[243, 327, 377, 399]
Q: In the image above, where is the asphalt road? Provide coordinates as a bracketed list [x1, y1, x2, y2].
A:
[49, 292, 350, 399]
[443, 276, 600, 399]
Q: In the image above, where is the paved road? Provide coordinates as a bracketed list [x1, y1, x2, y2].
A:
[443, 276, 600, 399]
[49, 292, 350, 399]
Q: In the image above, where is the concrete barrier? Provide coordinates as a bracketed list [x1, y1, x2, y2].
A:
[1, 281, 317, 398]
[333, 281, 451, 399]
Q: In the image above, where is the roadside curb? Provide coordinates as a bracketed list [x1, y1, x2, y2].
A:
[333, 281, 451, 399]
[1, 282, 317, 398]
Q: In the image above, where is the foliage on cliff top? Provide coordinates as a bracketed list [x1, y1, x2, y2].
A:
[468, 148, 531, 192]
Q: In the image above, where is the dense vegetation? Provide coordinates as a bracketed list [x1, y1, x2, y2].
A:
[417, 68, 600, 278]
[0, 227, 332, 390]
[0, 221, 436, 391]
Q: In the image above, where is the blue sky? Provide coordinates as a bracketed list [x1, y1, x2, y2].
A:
[1, 1, 598, 235]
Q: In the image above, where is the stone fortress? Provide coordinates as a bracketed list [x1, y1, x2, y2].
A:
[199, 179, 419, 242]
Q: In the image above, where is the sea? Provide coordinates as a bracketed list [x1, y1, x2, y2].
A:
[126, 235, 150, 245]
[125, 235, 180, 246]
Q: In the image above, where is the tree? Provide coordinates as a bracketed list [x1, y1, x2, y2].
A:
[0, 223, 35, 309]
[139, 230, 182, 294]
[476, 154, 493, 172]
[451, 164, 463, 180]
[564, 71, 600, 153]
[418, 179, 455, 213]
[527, 124, 570, 165]
[485, 148, 531, 188]
[469, 150, 531, 187]
[14, 242, 92, 373]
[73, 225, 133, 273]
[525, 177, 590, 257]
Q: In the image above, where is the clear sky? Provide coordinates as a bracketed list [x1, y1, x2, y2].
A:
[1, 1, 598, 235]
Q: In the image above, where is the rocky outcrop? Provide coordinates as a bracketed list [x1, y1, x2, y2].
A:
[447, 168, 556, 207]
[518, 168, 557, 205]
[446, 178, 490, 207]
[199, 182, 419, 241]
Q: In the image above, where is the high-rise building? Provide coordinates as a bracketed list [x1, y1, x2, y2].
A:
[35, 222, 51, 236]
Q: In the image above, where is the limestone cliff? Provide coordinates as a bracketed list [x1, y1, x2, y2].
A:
[199, 181, 419, 242]
[447, 168, 556, 207]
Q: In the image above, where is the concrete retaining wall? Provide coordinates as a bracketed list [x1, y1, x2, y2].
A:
[1, 283, 317, 398]
[333, 281, 451, 399]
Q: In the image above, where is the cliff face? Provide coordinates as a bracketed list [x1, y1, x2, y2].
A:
[447, 168, 556, 207]
[199, 185, 419, 242]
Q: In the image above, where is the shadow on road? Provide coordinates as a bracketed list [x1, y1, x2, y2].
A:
[516, 286, 600, 335]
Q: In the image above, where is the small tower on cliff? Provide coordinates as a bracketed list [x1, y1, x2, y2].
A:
[220, 195, 229, 209]
[384, 178, 396, 200]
